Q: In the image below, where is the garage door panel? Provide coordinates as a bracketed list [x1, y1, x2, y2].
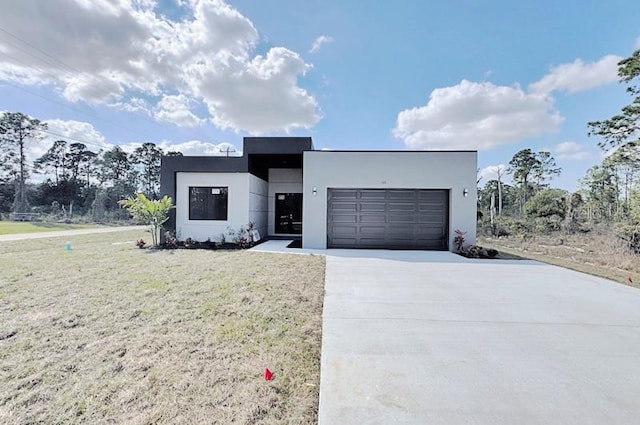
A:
[388, 203, 416, 212]
[331, 238, 358, 246]
[419, 203, 445, 211]
[360, 202, 386, 212]
[388, 190, 416, 200]
[331, 202, 357, 211]
[330, 225, 358, 234]
[332, 214, 357, 223]
[419, 191, 445, 200]
[330, 189, 358, 199]
[360, 225, 386, 235]
[387, 214, 416, 224]
[417, 227, 446, 237]
[327, 189, 449, 250]
[419, 214, 446, 223]
[387, 225, 416, 236]
[359, 237, 385, 244]
[360, 190, 386, 199]
[360, 214, 387, 223]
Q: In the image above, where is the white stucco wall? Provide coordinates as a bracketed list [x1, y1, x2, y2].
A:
[302, 151, 477, 250]
[249, 174, 268, 240]
[175, 172, 250, 242]
[267, 168, 303, 236]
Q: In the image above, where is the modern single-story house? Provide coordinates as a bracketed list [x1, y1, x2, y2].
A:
[160, 137, 477, 251]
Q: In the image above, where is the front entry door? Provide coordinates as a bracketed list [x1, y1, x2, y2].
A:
[275, 193, 302, 234]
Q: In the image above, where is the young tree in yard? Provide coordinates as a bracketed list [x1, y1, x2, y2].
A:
[100, 146, 132, 185]
[603, 141, 640, 206]
[478, 180, 516, 217]
[0, 112, 47, 212]
[34, 140, 68, 184]
[96, 146, 137, 205]
[508, 149, 538, 212]
[532, 151, 561, 188]
[508, 149, 561, 213]
[496, 165, 506, 215]
[589, 50, 640, 149]
[66, 143, 92, 183]
[119, 193, 173, 247]
[580, 165, 618, 221]
[131, 142, 163, 199]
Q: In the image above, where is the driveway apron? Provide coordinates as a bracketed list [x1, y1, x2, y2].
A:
[318, 250, 640, 424]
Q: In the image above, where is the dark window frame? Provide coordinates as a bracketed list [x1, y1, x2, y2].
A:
[189, 186, 228, 221]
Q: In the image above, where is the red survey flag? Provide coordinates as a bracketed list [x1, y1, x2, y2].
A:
[264, 368, 273, 381]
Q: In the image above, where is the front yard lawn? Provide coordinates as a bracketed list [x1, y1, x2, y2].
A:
[0, 230, 326, 424]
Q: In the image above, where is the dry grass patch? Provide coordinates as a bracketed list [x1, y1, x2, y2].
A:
[480, 233, 640, 287]
[0, 231, 325, 424]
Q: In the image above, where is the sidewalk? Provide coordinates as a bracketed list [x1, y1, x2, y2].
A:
[0, 225, 147, 242]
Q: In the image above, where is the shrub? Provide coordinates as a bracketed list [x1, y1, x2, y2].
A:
[163, 231, 178, 249]
[465, 244, 481, 258]
[525, 189, 568, 219]
[454, 229, 466, 252]
[616, 223, 640, 254]
[532, 215, 563, 234]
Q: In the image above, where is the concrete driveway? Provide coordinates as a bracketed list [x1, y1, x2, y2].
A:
[318, 250, 640, 424]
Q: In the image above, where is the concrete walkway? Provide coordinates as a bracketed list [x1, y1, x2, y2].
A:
[0, 225, 146, 241]
[319, 250, 640, 424]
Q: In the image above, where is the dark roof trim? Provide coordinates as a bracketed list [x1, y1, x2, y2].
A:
[305, 150, 477, 153]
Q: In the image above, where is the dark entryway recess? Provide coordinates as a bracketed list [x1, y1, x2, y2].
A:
[275, 193, 302, 234]
[327, 189, 449, 250]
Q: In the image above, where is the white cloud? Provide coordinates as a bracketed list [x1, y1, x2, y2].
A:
[309, 35, 333, 53]
[153, 94, 204, 127]
[529, 55, 622, 94]
[478, 164, 509, 183]
[157, 140, 241, 156]
[114, 139, 241, 156]
[552, 141, 590, 161]
[21, 119, 109, 172]
[393, 80, 563, 150]
[43, 119, 110, 150]
[0, 0, 320, 133]
[191, 47, 319, 132]
[554, 141, 582, 153]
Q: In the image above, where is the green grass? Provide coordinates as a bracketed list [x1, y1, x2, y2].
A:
[0, 221, 98, 235]
[0, 230, 326, 424]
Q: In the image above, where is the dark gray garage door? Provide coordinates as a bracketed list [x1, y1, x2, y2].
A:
[327, 189, 449, 250]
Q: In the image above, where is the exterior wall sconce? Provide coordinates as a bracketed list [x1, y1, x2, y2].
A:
[463, 188, 469, 197]
[312, 187, 317, 196]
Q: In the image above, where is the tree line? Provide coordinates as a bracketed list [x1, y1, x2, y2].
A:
[478, 49, 640, 252]
[0, 112, 182, 220]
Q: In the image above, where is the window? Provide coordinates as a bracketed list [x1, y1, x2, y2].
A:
[189, 187, 228, 220]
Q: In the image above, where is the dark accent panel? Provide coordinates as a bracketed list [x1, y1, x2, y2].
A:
[248, 154, 304, 180]
[327, 189, 449, 250]
[243, 137, 313, 154]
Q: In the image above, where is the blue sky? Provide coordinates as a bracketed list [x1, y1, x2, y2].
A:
[1, 0, 639, 190]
